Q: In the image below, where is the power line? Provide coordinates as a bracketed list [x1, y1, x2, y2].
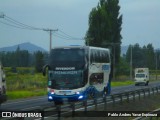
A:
[5, 15, 43, 30]
[56, 29, 84, 40]
[54, 32, 83, 40]
[0, 13, 85, 50]
[4, 17, 37, 30]
[0, 14, 84, 40]
[0, 20, 33, 30]
[2, 15, 43, 30]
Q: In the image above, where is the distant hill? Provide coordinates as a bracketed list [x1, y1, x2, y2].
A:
[0, 42, 47, 53]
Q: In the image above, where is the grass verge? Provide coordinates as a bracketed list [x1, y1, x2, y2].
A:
[7, 89, 47, 100]
[111, 80, 134, 87]
[7, 80, 134, 100]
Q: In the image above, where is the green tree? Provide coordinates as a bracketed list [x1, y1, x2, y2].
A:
[117, 56, 130, 76]
[126, 44, 145, 68]
[126, 43, 155, 70]
[156, 50, 160, 70]
[0, 50, 45, 68]
[35, 51, 44, 72]
[145, 44, 155, 69]
[86, 0, 122, 66]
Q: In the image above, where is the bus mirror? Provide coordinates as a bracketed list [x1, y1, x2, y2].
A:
[42, 64, 50, 76]
[2, 74, 5, 82]
[42, 68, 46, 76]
[2, 78, 5, 82]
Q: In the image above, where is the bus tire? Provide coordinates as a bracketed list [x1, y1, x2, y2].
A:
[90, 90, 95, 98]
[89, 88, 96, 99]
[54, 101, 63, 105]
[103, 87, 107, 97]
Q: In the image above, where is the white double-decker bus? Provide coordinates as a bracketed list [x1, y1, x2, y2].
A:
[43, 46, 111, 104]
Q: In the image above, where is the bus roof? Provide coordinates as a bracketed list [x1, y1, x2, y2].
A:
[52, 46, 110, 51]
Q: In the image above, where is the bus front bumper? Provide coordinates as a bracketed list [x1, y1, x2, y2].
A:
[48, 93, 85, 102]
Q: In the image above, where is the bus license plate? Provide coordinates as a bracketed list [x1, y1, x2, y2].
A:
[59, 91, 71, 94]
[62, 98, 68, 102]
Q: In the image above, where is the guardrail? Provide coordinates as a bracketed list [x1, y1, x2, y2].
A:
[133, 108, 160, 120]
[42, 86, 160, 119]
[1, 86, 160, 120]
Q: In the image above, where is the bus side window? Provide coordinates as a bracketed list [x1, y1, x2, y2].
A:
[89, 73, 104, 85]
[90, 50, 95, 63]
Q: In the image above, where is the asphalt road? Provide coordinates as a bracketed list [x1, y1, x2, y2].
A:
[1, 81, 160, 111]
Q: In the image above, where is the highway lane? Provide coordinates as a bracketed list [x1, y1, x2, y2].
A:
[0, 96, 53, 111]
[1, 81, 160, 111]
[111, 81, 160, 94]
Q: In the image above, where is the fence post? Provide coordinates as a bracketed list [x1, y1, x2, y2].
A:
[119, 94, 123, 104]
[156, 87, 159, 93]
[133, 91, 135, 102]
[143, 89, 145, 98]
[152, 88, 155, 95]
[126, 92, 129, 103]
[94, 98, 97, 110]
[138, 91, 140, 100]
[56, 105, 61, 120]
[148, 88, 151, 97]
[83, 100, 87, 114]
[40, 107, 44, 120]
[103, 96, 107, 110]
[71, 102, 75, 117]
[111, 95, 115, 106]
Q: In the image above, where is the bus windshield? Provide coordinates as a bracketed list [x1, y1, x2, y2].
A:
[49, 48, 85, 69]
[48, 70, 83, 89]
[136, 74, 145, 78]
[50, 48, 84, 62]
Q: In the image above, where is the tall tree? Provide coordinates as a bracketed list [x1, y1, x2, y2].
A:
[126, 43, 156, 70]
[145, 44, 155, 69]
[86, 0, 122, 66]
[35, 51, 44, 72]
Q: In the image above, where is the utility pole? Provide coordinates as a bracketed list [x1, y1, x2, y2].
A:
[155, 50, 158, 80]
[103, 42, 120, 81]
[130, 45, 133, 80]
[43, 29, 58, 52]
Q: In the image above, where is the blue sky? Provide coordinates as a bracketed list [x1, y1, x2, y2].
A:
[0, 0, 160, 51]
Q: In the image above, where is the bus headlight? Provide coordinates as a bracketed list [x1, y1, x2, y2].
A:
[48, 96, 53, 100]
[78, 95, 83, 99]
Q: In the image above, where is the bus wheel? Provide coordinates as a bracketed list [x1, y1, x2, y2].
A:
[54, 101, 63, 105]
[90, 90, 96, 99]
[103, 87, 107, 97]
